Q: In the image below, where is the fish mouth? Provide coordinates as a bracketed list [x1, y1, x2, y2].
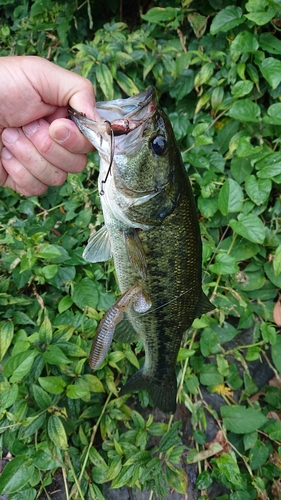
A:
[68, 87, 156, 138]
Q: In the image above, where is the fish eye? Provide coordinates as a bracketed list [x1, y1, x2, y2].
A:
[150, 135, 166, 156]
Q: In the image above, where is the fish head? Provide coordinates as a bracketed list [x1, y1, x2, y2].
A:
[68, 88, 180, 226]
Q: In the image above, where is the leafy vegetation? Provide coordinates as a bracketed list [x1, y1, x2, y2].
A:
[1, 0, 281, 499]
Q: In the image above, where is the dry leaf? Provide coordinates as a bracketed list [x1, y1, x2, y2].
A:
[266, 411, 280, 421]
[249, 391, 266, 403]
[273, 296, 281, 326]
[205, 430, 230, 456]
[269, 376, 281, 388]
[272, 480, 281, 500]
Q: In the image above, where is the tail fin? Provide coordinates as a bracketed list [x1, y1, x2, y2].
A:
[120, 369, 177, 414]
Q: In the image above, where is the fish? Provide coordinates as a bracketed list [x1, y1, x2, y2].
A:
[68, 88, 213, 413]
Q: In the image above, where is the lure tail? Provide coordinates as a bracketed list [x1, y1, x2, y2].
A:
[120, 369, 177, 414]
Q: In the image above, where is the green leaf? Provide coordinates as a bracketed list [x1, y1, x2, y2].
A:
[39, 315, 52, 344]
[1, 383, 18, 408]
[115, 71, 140, 96]
[95, 63, 114, 101]
[209, 253, 239, 275]
[245, 2, 276, 26]
[38, 376, 66, 394]
[194, 62, 215, 87]
[200, 328, 221, 356]
[265, 421, 281, 440]
[226, 99, 260, 122]
[200, 364, 224, 386]
[0, 456, 34, 494]
[72, 278, 99, 310]
[89, 447, 108, 469]
[221, 405, 268, 433]
[36, 244, 62, 259]
[188, 12, 208, 38]
[256, 161, 281, 179]
[264, 103, 281, 125]
[196, 470, 213, 489]
[33, 448, 62, 471]
[210, 6, 244, 35]
[229, 214, 265, 244]
[124, 450, 151, 466]
[40, 264, 58, 279]
[58, 295, 73, 313]
[159, 422, 181, 452]
[4, 351, 38, 383]
[273, 245, 281, 276]
[43, 345, 70, 365]
[231, 157, 253, 184]
[66, 384, 89, 399]
[271, 335, 281, 373]
[21, 414, 46, 438]
[260, 322, 276, 345]
[218, 178, 244, 216]
[55, 341, 87, 357]
[8, 488, 36, 500]
[32, 384, 52, 410]
[211, 86, 224, 113]
[245, 175, 271, 205]
[166, 464, 188, 494]
[231, 80, 254, 98]
[111, 465, 135, 488]
[105, 458, 123, 482]
[215, 453, 242, 487]
[249, 440, 270, 470]
[0, 320, 14, 361]
[259, 33, 281, 55]
[169, 69, 194, 101]
[231, 31, 259, 53]
[260, 57, 281, 89]
[141, 6, 180, 25]
[47, 415, 68, 450]
[82, 374, 105, 392]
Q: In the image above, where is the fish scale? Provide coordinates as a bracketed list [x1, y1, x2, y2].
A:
[68, 88, 213, 413]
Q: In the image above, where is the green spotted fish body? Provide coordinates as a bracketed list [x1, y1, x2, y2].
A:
[69, 88, 213, 413]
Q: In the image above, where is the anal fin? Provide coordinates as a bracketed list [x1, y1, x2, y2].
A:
[120, 369, 177, 414]
[114, 315, 140, 343]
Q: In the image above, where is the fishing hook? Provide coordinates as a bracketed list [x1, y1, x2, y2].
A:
[100, 120, 115, 196]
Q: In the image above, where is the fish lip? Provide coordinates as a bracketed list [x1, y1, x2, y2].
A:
[96, 87, 155, 122]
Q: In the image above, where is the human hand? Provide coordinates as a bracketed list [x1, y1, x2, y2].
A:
[0, 56, 99, 195]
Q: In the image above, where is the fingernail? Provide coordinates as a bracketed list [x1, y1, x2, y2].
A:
[23, 120, 40, 137]
[51, 126, 70, 143]
[2, 128, 20, 144]
[1, 147, 13, 160]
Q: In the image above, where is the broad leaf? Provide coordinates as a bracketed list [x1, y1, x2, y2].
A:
[210, 6, 244, 35]
[221, 406, 268, 433]
[229, 214, 265, 244]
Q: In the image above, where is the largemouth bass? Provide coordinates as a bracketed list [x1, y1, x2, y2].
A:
[68, 88, 213, 413]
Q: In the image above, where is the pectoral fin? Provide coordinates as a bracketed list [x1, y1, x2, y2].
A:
[123, 228, 147, 279]
[83, 225, 112, 263]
